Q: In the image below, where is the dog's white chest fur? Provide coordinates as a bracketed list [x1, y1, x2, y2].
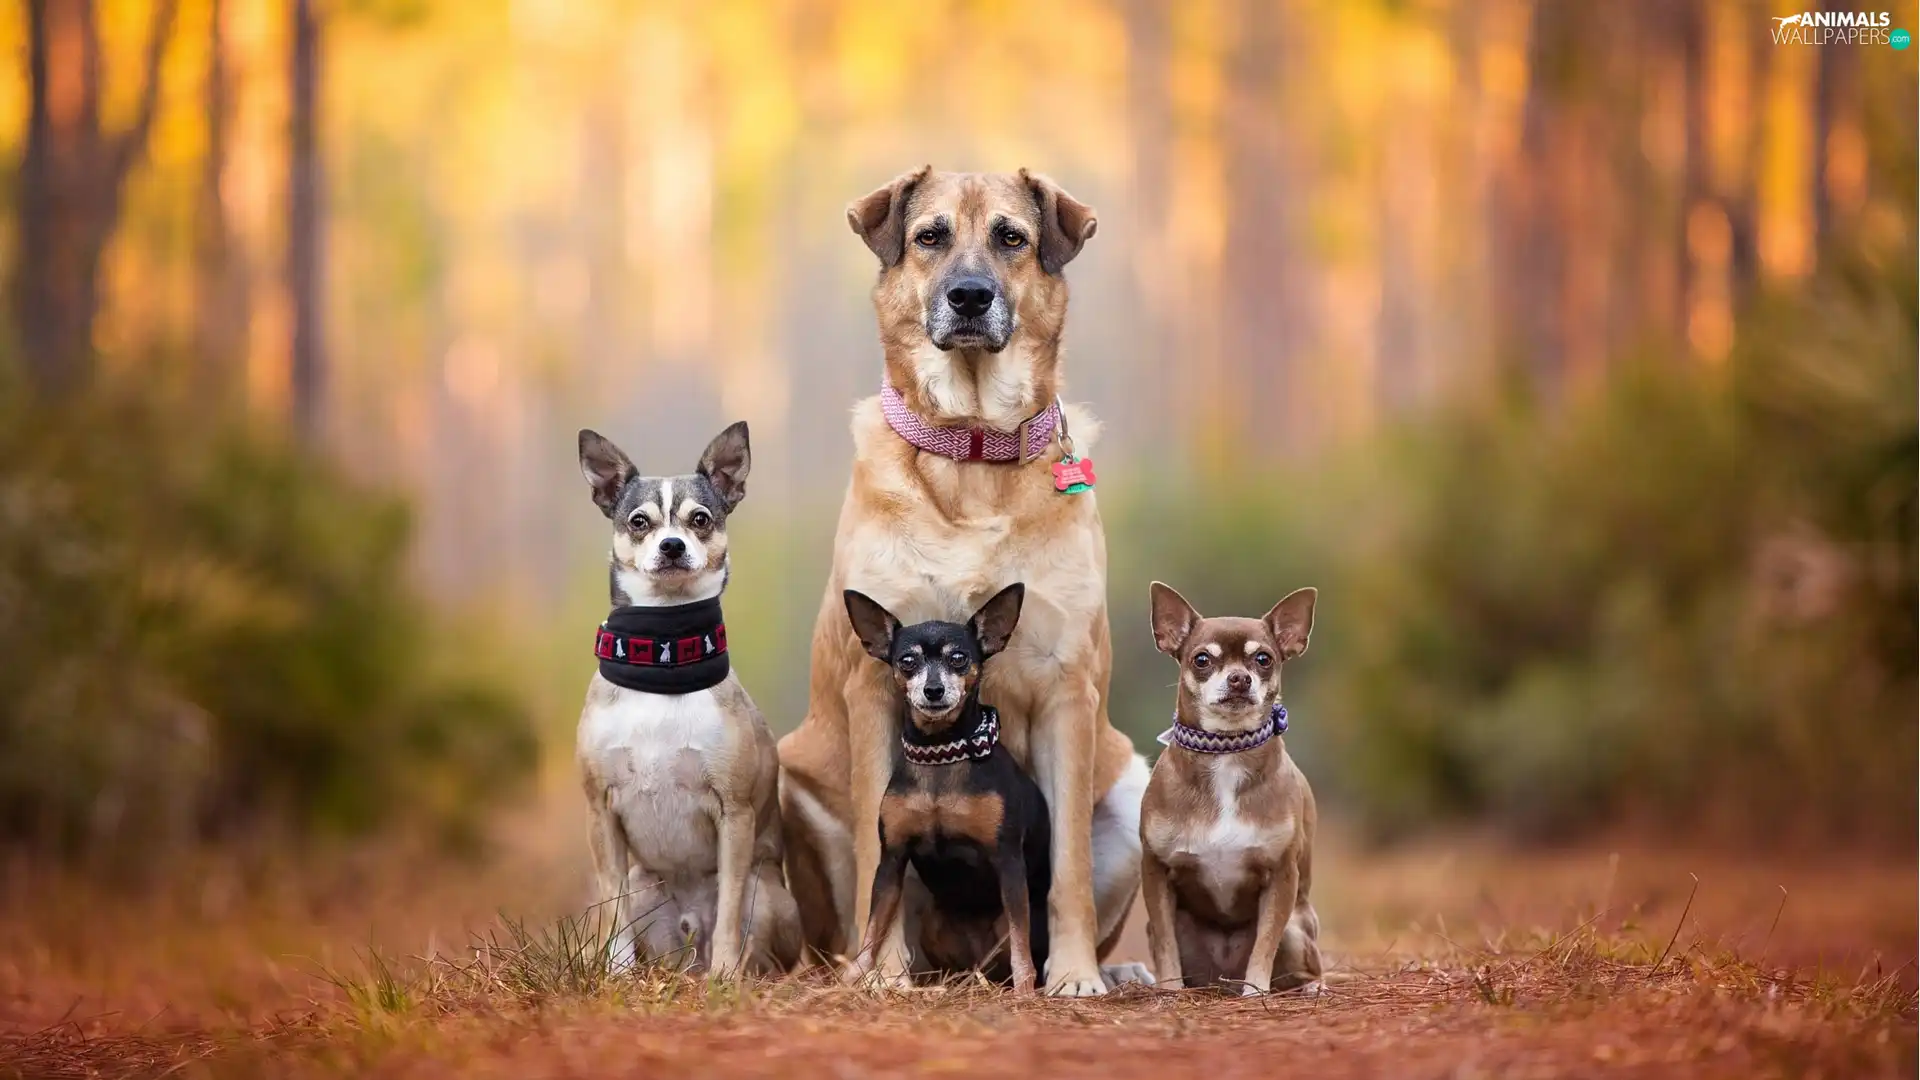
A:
[578, 680, 728, 877]
[1156, 757, 1293, 917]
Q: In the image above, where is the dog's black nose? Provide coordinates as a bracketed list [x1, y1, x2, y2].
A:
[1226, 671, 1253, 693]
[946, 278, 997, 319]
[658, 537, 687, 560]
[922, 683, 946, 703]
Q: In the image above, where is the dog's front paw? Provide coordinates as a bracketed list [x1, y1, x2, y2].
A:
[1043, 959, 1108, 998]
[708, 938, 748, 981]
[840, 957, 912, 992]
[1298, 979, 1326, 997]
[607, 934, 639, 975]
[1239, 975, 1274, 997]
[857, 969, 915, 992]
[1101, 962, 1155, 988]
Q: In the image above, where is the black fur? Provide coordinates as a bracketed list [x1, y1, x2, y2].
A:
[847, 585, 1051, 987]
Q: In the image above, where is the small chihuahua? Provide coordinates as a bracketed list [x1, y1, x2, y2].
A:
[842, 584, 1051, 991]
[1138, 582, 1324, 995]
[574, 422, 800, 977]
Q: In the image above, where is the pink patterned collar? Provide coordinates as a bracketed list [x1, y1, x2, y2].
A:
[880, 381, 1060, 463]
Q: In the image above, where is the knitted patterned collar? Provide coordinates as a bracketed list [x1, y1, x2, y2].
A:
[901, 705, 1000, 766]
[880, 382, 1060, 463]
[1157, 703, 1288, 754]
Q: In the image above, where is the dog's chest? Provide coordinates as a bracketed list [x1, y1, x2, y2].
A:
[845, 439, 1106, 641]
[1149, 759, 1293, 922]
[879, 788, 1004, 849]
[579, 685, 730, 872]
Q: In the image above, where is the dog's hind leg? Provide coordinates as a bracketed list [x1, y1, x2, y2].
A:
[628, 872, 695, 970]
[740, 860, 803, 974]
[1272, 900, 1325, 994]
[778, 776, 850, 963]
[1093, 752, 1153, 987]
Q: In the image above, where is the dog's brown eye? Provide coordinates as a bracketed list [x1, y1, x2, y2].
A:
[999, 230, 1027, 249]
[689, 509, 712, 530]
[626, 512, 649, 532]
[915, 229, 942, 248]
[947, 651, 969, 670]
[1192, 652, 1212, 670]
[899, 654, 921, 673]
[1254, 651, 1273, 668]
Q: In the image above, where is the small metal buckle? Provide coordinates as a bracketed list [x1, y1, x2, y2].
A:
[1017, 413, 1038, 464]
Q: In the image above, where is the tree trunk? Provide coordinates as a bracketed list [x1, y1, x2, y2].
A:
[1222, 0, 1308, 452]
[1498, 0, 1573, 396]
[11, 0, 177, 399]
[1123, 0, 1173, 452]
[1727, 23, 1770, 312]
[288, 0, 324, 439]
[1810, 11, 1854, 269]
[1676, 0, 1708, 345]
[194, 0, 248, 400]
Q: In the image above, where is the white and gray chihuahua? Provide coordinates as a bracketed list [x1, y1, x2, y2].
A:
[575, 421, 801, 977]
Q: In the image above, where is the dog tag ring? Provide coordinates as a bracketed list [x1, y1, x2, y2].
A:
[1051, 398, 1096, 495]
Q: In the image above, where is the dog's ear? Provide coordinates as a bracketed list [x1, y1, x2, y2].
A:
[843, 590, 901, 662]
[1020, 169, 1098, 275]
[697, 420, 751, 511]
[1149, 581, 1200, 656]
[579, 429, 637, 518]
[847, 165, 930, 269]
[968, 583, 1026, 659]
[1263, 587, 1317, 661]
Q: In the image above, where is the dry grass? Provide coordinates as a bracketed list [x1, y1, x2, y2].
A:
[1, 820, 1913, 1078]
[4, 896, 1913, 1080]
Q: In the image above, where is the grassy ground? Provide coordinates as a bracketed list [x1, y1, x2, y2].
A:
[1, 803, 1913, 1079]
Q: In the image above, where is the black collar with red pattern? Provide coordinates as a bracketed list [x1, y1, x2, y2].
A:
[594, 597, 730, 694]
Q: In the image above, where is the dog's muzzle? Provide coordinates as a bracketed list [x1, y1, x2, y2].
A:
[926, 274, 1013, 352]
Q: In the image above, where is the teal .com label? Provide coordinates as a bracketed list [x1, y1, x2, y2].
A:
[1893, 27, 1911, 48]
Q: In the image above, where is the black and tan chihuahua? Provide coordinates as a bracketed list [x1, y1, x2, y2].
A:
[842, 584, 1051, 991]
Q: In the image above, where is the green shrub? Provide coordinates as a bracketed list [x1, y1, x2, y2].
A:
[1108, 250, 1916, 849]
[0, 393, 538, 860]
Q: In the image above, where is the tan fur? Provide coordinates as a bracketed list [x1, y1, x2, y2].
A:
[1138, 584, 1324, 995]
[878, 790, 1006, 848]
[779, 168, 1140, 997]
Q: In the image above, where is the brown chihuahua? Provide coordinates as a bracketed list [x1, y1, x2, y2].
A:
[1138, 582, 1324, 995]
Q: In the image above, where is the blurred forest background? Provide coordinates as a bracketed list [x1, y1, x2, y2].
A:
[0, 0, 1912, 872]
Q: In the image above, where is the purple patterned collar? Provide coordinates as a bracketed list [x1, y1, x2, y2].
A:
[1157, 703, 1288, 754]
[902, 706, 1000, 766]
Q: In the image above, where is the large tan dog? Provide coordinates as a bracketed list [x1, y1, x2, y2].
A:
[777, 167, 1150, 996]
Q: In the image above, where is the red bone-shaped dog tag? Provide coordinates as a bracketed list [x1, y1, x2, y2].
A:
[1052, 455, 1096, 494]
